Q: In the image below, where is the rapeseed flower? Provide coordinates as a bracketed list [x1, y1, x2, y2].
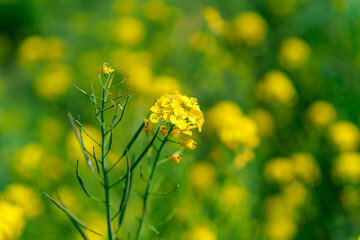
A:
[230, 12, 267, 46]
[308, 101, 336, 128]
[149, 91, 204, 136]
[169, 154, 182, 163]
[333, 152, 360, 183]
[329, 121, 360, 151]
[159, 126, 168, 136]
[101, 62, 114, 74]
[0, 201, 25, 240]
[280, 37, 311, 69]
[181, 139, 197, 150]
[143, 119, 154, 133]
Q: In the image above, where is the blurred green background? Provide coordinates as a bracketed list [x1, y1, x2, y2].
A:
[1, 0, 360, 239]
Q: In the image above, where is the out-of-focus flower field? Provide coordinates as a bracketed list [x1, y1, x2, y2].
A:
[1, 0, 360, 239]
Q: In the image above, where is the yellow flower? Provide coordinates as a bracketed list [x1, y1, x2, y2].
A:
[333, 152, 360, 183]
[280, 37, 311, 69]
[101, 62, 114, 74]
[266, 217, 297, 240]
[257, 70, 297, 105]
[159, 126, 168, 136]
[143, 119, 154, 133]
[183, 225, 217, 240]
[181, 139, 197, 150]
[168, 154, 182, 163]
[34, 63, 72, 99]
[265, 157, 294, 183]
[308, 101, 336, 128]
[329, 121, 360, 151]
[143, 0, 171, 22]
[219, 185, 247, 211]
[2, 184, 43, 218]
[233, 149, 254, 169]
[207, 101, 259, 150]
[115, 17, 145, 46]
[230, 12, 267, 46]
[189, 162, 216, 193]
[149, 91, 204, 136]
[171, 128, 181, 138]
[292, 153, 321, 184]
[203, 7, 227, 35]
[0, 201, 25, 240]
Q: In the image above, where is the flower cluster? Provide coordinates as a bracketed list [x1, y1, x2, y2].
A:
[149, 91, 204, 136]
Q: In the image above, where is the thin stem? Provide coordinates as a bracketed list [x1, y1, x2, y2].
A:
[136, 125, 173, 240]
[101, 86, 114, 240]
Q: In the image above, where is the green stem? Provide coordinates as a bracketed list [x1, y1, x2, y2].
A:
[136, 125, 173, 240]
[101, 87, 114, 240]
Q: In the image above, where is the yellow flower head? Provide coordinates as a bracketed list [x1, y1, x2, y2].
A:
[168, 154, 182, 163]
[159, 126, 168, 136]
[308, 101, 336, 128]
[333, 152, 360, 183]
[101, 62, 114, 74]
[280, 37, 311, 69]
[149, 91, 204, 136]
[231, 12, 267, 46]
[143, 119, 154, 133]
[329, 121, 360, 151]
[181, 139, 197, 150]
[257, 70, 297, 105]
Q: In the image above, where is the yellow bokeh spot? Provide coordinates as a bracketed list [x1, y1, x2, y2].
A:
[333, 152, 360, 183]
[219, 185, 247, 211]
[266, 217, 297, 240]
[115, 17, 145, 46]
[34, 63, 72, 99]
[183, 225, 217, 240]
[203, 7, 227, 35]
[230, 12, 267, 46]
[280, 37, 311, 69]
[257, 70, 297, 105]
[207, 101, 259, 150]
[189, 162, 216, 194]
[0, 201, 25, 240]
[2, 184, 43, 218]
[250, 109, 274, 136]
[153, 75, 181, 96]
[292, 153, 321, 184]
[265, 157, 294, 183]
[308, 101, 336, 128]
[233, 149, 254, 169]
[329, 121, 360, 151]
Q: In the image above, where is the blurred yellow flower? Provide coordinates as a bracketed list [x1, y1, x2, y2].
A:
[110, 48, 152, 73]
[266, 217, 297, 240]
[203, 7, 227, 35]
[101, 62, 114, 74]
[308, 101, 337, 128]
[181, 139, 197, 150]
[18, 36, 64, 65]
[292, 153, 321, 184]
[169, 154, 182, 163]
[36, 116, 64, 142]
[143, 119, 154, 133]
[34, 63, 72, 99]
[233, 149, 254, 169]
[127, 64, 152, 92]
[183, 225, 217, 240]
[0, 201, 25, 240]
[189, 162, 216, 193]
[149, 91, 204, 136]
[282, 181, 308, 207]
[219, 185, 247, 211]
[280, 37, 311, 69]
[14, 143, 45, 177]
[257, 70, 297, 105]
[207, 101, 259, 150]
[115, 17, 145, 46]
[250, 109, 274, 136]
[171, 128, 181, 138]
[265, 157, 294, 183]
[333, 152, 360, 183]
[231, 12, 267, 46]
[143, 0, 171, 22]
[329, 121, 360, 151]
[159, 126, 168, 136]
[2, 184, 43, 218]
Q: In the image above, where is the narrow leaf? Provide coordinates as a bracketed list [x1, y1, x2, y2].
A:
[76, 160, 103, 202]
